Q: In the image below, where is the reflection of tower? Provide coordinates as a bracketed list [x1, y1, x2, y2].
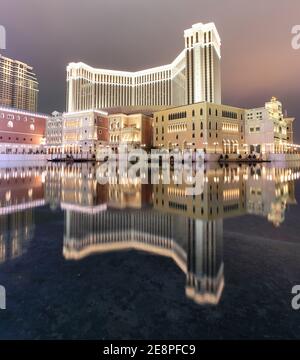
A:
[63, 206, 224, 306]
[0, 209, 34, 263]
[44, 164, 62, 210]
[186, 219, 224, 305]
[0, 166, 45, 263]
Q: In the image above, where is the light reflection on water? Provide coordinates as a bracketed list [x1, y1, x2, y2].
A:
[0, 161, 300, 339]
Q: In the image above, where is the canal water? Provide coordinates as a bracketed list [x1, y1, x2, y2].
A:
[0, 161, 300, 339]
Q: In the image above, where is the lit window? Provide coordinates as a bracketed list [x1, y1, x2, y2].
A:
[7, 121, 13, 128]
[30, 124, 35, 131]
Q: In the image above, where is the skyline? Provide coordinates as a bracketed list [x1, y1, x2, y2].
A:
[1, 0, 300, 141]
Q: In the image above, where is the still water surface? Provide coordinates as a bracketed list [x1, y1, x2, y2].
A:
[0, 161, 300, 339]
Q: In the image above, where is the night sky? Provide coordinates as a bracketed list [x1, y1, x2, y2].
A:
[1, 0, 300, 141]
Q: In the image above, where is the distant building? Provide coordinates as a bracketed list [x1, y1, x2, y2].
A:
[62, 109, 109, 159]
[66, 22, 221, 112]
[245, 97, 292, 154]
[108, 113, 153, 151]
[0, 106, 47, 154]
[0, 54, 39, 112]
[46, 111, 63, 155]
[153, 97, 296, 156]
[153, 102, 245, 154]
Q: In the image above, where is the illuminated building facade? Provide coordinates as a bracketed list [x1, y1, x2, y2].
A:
[46, 111, 63, 155]
[153, 102, 245, 154]
[0, 106, 47, 154]
[0, 54, 39, 112]
[245, 97, 295, 154]
[153, 97, 296, 155]
[62, 109, 109, 159]
[66, 23, 221, 112]
[108, 113, 153, 151]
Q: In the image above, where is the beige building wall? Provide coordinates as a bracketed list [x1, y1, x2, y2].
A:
[153, 102, 245, 154]
[108, 113, 153, 150]
[285, 117, 295, 144]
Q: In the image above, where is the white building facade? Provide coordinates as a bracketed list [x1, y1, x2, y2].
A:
[66, 23, 221, 112]
[46, 111, 63, 155]
[245, 97, 294, 154]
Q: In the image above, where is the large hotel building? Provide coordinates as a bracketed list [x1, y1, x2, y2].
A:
[49, 21, 297, 159]
[0, 54, 39, 112]
[66, 23, 221, 112]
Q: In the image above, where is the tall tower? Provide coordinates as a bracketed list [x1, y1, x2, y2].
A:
[184, 23, 221, 105]
[0, 54, 39, 112]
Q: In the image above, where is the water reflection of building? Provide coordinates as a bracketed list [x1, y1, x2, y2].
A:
[58, 162, 300, 306]
[0, 166, 45, 263]
[63, 208, 224, 306]
[245, 164, 298, 226]
[2, 162, 299, 306]
[57, 164, 223, 305]
[153, 164, 299, 226]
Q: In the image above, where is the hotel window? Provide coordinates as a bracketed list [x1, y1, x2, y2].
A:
[215, 109, 218, 116]
[192, 110, 195, 117]
[209, 108, 212, 116]
[200, 122, 203, 130]
[200, 108, 203, 116]
[192, 123, 195, 131]
[200, 132, 203, 138]
[7, 121, 13, 128]
[30, 124, 35, 131]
